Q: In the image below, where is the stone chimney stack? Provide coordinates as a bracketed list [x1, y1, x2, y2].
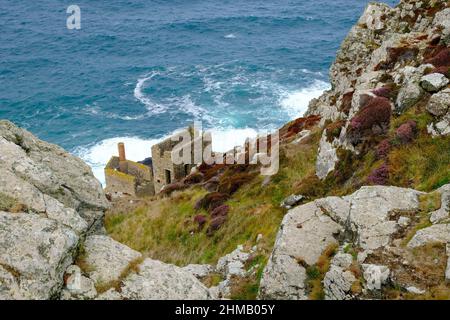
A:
[118, 142, 127, 172]
[118, 142, 126, 161]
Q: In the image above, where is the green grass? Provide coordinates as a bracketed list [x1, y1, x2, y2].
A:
[105, 131, 320, 267]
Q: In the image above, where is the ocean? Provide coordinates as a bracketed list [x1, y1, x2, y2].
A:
[0, 0, 398, 184]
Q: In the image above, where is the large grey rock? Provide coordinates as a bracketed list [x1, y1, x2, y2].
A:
[259, 185, 423, 299]
[427, 89, 450, 117]
[216, 245, 250, 278]
[280, 194, 304, 209]
[345, 186, 421, 249]
[323, 252, 356, 300]
[324, 265, 356, 300]
[433, 8, 450, 45]
[259, 202, 341, 299]
[407, 224, 450, 248]
[316, 131, 339, 180]
[120, 258, 212, 300]
[60, 265, 97, 300]
[81, 235, 142, 286]
[0, 212, 79, 299]
[420, 73, 449, 93]
[358, 3, 392, 31]
[396, 82, 424, 113]
[0, 120, 109, 227]
[362, 264, 390, 291]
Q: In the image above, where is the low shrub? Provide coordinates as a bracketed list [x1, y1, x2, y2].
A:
[211, 204, 229, 218]
[194, 192, 229, 212]
[218, 172, 256, 195]
[350, 97, 392, 132]
[367, 163, 389, 185]
[395, 120, 417, 144]
[325, 120, 345, 142]
[376, 139, 391, 159]
[183, 172, 204, 185]
[159, 182, 187, 196]
[425, 47, 450, 68]
[193, 214, 207, 229]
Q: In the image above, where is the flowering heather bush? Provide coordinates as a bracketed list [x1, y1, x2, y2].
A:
[218, 172, 255, 195]
[194, 214, 207, 229]
[426, 48, 450, 68]
[194, 192, 228, 211]
[211, 204, 229, 218]
[372, 86, 392, 99]
[376, 139, 391, 159]
[159, 182, 187, 196]
[367, 163, 389, 185]
[207, 215, 227, 235]
[183, 172, 204, 185]
[350, 97, 392, 132]
[396, 120, 417, 144]
[431, 66, 450, 78]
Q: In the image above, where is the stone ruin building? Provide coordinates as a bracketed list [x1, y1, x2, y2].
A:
[104, 127, 209, 197]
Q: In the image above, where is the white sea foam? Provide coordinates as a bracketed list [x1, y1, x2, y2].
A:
[280, 80, 330, 118]
[224, 33, 237, 39]
[134, 72, 167, 114]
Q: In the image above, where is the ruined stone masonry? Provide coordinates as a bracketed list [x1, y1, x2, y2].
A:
[105, 127, 210, 196]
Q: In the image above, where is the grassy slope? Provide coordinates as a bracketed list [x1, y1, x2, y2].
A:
[105, 105, 449, 299]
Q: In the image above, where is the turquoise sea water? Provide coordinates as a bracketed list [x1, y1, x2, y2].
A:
[0, 0, 397, 183]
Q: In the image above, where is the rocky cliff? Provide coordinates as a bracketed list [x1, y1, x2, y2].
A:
[1, 0, 449, 301]
[0, 120, 212, 299]
[259, 0, 450, 300]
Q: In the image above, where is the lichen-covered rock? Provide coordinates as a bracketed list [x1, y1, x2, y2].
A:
[433, 8, 450, 45]
[358, 3, 392, 31]
[182, 264, 214, 279]
[258, 185, 425, 299]
[324, 265, 356, 300]
[60, 265, 97, 300]
[420, 73, 449, 92]
[80, 235, 142, 286]
[407, 224, 450, 248]
[258, 201, 341, 299]
[316, 131, 339, 180]
[216, 245, 250, 278]
[120, 258, 212, 300]
[362, 264, 390, 291]
[0, 212, 79, 299]
[427, 89, 450, 117]
[323, 252, 356, 300]
[280, 194, 304, 209]
[0, 120, 109, 227]
[396, 82, 424, 113]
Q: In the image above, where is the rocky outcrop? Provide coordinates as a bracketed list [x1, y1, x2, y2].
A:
[0, 121, 212, 300]
[307, 0, 450, 178]
[258, 184, 449, 300]
[0, 120, 108, 299]
[323, 253, 356, 300]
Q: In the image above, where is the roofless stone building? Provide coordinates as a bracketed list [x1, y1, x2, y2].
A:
[104, 127, 210, 197]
